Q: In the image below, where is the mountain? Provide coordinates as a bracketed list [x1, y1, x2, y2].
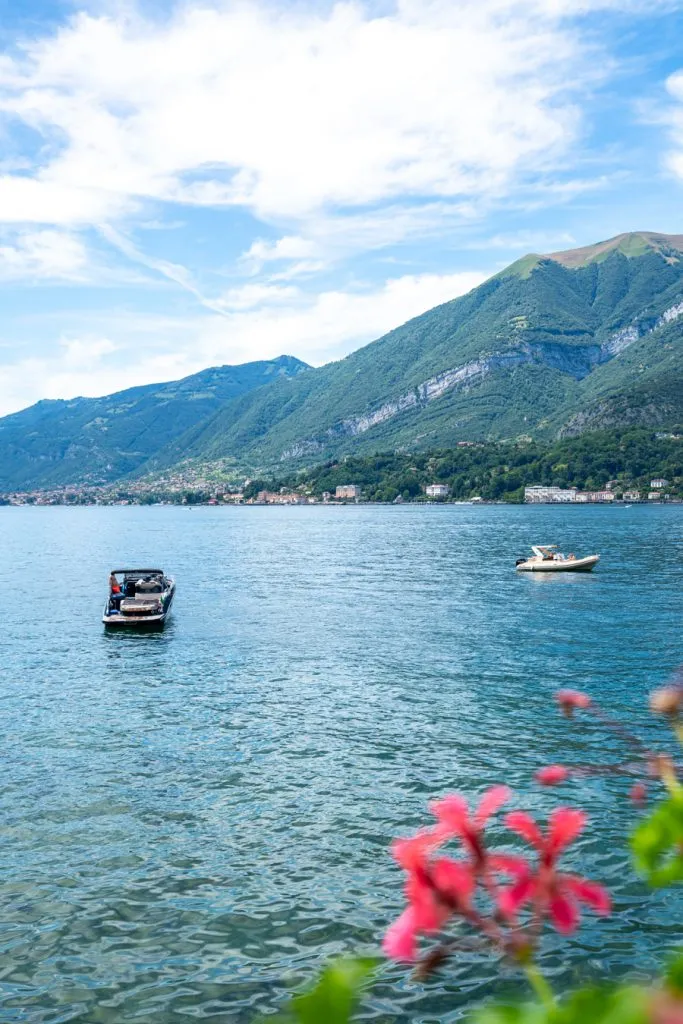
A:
[4, 231, 683, 491]
[147, 231, 683, 473]
[0, 355, 308, 490]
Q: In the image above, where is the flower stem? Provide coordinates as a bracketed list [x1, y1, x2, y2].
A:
[660, 759, 682, 798]
[524, 964, 555, 1009]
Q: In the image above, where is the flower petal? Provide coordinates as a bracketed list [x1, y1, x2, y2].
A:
[548, 808, 586, 854]
[430, 794, 469, 835]
[406, 873, 448, 931]
[564, 876, 611, 916]
[383, 908, 418, 960]
[549, 893, 580, 934]
[498, 874, 537, 919]
[430, 856, 475, 908]
[504, 811, 544, 849]
[392, 827, 445, 870]
[475, 785, 512, 827]
[489, 854, 532, 879]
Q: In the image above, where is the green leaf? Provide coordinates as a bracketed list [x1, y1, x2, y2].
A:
[554, 986, 650, 1024]
[665, 949, 683, 995]
[631, 794, 683, 887]
[288, 958, 378, 1024]
[471, 986, 651, 1024]
[473, 1005, 548, 1024]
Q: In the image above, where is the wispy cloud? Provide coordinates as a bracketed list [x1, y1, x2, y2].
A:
[0, 268, 488, 414]
[98, 223, 231, 315]
[0, 229, 89, 280]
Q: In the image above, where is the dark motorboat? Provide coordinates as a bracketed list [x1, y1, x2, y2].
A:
[103, 569, 175, 627]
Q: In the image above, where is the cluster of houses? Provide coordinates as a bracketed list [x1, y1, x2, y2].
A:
[524, 480, 672, 503]
[252, 484, 363, 504]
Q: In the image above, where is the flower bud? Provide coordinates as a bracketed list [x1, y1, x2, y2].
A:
[650, 687, 683, 717]
[629, 782, 647, 807]
[555, 689, 592, 717]
[536, 765, 569, 786]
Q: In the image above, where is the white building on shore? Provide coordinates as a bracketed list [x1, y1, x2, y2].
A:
[335, 484, 361, 500]
[524, 486, 577, 503]
[425, 483, 450, 498]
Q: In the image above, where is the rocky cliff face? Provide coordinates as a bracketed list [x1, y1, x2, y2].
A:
[281, 298, 683, 460]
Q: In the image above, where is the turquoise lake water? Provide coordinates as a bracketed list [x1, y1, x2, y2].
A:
[0, 504, 681, 1022]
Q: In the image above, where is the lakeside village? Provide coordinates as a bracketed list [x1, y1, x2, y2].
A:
[2, 478, 680, 507]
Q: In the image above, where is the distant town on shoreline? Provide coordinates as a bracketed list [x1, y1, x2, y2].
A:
[2, 429, 681, 507]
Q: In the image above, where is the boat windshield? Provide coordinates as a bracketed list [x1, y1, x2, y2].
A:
[532, 545, 557, 560]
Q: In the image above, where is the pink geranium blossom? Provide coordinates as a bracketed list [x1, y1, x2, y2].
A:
[500, 807, 611, 934]
[430, 785, 511, 864]
[383, 788, 512, 961]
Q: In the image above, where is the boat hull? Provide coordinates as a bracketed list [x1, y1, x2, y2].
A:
[103, 585, 175, 627]
[517, 555, 599, 573]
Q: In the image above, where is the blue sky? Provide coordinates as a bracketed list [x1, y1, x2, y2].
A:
[1, 0, 683, 414]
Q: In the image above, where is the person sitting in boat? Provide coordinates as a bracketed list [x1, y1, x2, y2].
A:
[109, 573, 121, 595]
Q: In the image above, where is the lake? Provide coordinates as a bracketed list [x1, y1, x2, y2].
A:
[0, 504, 681, 1022]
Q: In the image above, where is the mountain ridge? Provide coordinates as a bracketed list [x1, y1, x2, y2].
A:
[142, 235, 683, 474]
[2, 231, 683, 490]
[0, 355, 309, 490]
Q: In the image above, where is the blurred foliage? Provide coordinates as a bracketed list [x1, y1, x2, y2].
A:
[472, 986, 653, 1024]
[632, 793, 683, 887]
[267, 959, 377, 1024]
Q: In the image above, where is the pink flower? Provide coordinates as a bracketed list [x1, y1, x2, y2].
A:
[430, 786, 511, 864]
[499, 807, 610, 934]
[384, 819, 478, 961]
[555, 690, 592, 717]
[536, 765, 569, 786]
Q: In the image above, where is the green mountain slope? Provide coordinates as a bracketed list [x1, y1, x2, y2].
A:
[0, 355, 308, 490]
[149, 232, 683, 473]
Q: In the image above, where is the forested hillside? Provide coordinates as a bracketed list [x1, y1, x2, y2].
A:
[0, 356, 308, 490]
[243, 429, 683, 503]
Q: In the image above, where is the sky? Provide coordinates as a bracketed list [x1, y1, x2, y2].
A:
[1, 0, 683, 415]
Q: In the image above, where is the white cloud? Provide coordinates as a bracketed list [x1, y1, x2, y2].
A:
[0, 229, 89, 279]
[239, 202, 482, 276]
[0, 0, 613, 231]
[663, 69, 683, 179]
[0, 268, 487, 414]
[215, 283, 301, 312]
[196, 270, 488, 366]
[465, 230, 578, 251]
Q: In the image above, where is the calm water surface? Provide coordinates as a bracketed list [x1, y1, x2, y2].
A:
[0, 504, 681, 1023]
